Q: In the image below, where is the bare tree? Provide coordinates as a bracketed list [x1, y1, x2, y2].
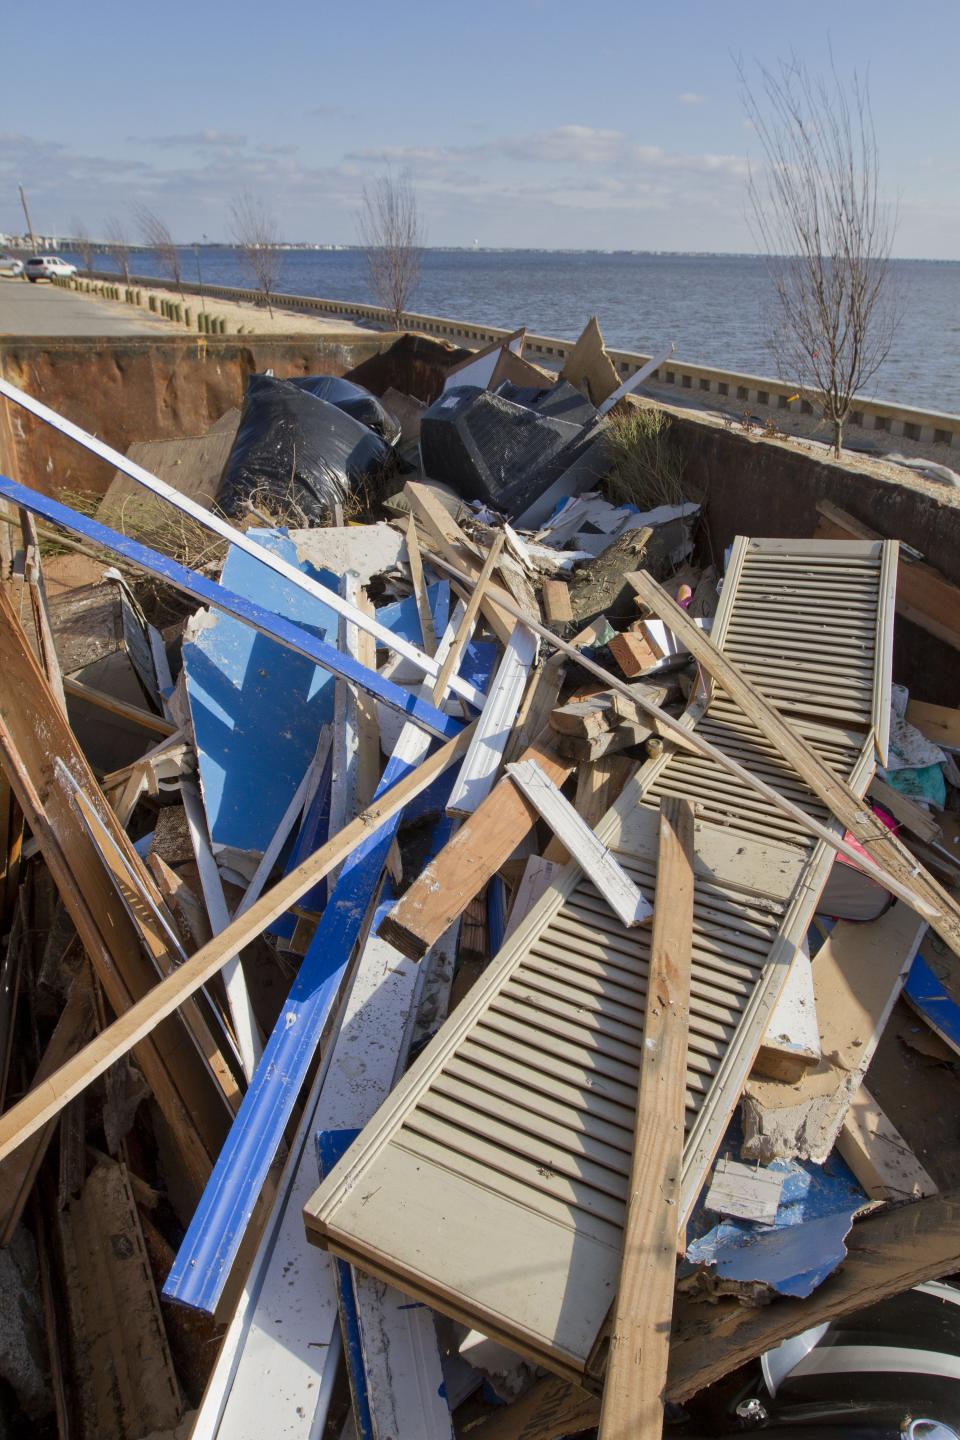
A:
[105, 216, 132, 283]
[740, 57, 898, 457]
[358, 169, 424, 330]
[72, 219, 95, 274]
[230, 192, 283, 318]
[133, 203, 184, 299]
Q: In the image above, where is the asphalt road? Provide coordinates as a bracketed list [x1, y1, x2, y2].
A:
[0, 277, 173, 336]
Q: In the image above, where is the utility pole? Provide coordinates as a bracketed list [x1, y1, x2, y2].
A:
[18, 185, 37, 253]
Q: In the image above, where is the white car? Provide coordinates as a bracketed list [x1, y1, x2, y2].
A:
[25, 255, 78, 282]
[0, 256, 24, 277]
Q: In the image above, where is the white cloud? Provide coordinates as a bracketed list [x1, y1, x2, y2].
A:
[679, 92, 706, 105]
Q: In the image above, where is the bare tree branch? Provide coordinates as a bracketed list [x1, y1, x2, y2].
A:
[229, 192, 283, 319]
[105, 216, 132, 284]
[72, 219, 94, 274]
[358, 169, 425, 331]
[740, 55, 900, 457]
[133, 204, 184, 299]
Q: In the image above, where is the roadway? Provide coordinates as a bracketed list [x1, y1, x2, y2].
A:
[0, 277, 174, 336]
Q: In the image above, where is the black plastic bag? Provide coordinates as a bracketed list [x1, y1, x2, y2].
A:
[288, 375, 401, 445]
[217, 374, 392, 524]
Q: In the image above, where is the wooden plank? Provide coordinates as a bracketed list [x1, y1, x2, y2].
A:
[0, 721, 476, 1165]
[379, 731, 575, 960]
[503, 857, 561, 943]
[329, 572, 364, 888]
[476, 1189, 960, 1438]
[62, 674, 175, 735]
[868, 775, 942, 843]
[506, 760, 652, 928]
[815, 498, 960, 652]
[406, 512, 437, 656]
[628, 567, 959, 952]
[837, 1084, 938, 1202]
[742, 904, 928, 1164]
[0, 584, 230, 1196]
[907, 698, 960, 750]
[598, 795, 694, 1440]
[19, 507, 68, 715]
[57, 1155, 183, 1438]
[542, 580, 573, 625]
[0, 972, 96, 1246]
[447, 622, 537, 817]
[543, 752, 639, 866]
[404, 481, 515, 646]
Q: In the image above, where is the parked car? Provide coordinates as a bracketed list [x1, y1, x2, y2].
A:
[24, 255, 77, 282]
[0, 255, 24, 277]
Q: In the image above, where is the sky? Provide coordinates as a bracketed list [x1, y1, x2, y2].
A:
[2, 0, 958, 259]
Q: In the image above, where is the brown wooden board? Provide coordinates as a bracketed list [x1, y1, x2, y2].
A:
[0, 585, 230, 1196]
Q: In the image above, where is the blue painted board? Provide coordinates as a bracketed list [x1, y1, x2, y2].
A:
[165, 762, 462, 1314]
[0, 478, 461, 744]
[318, 1129, 373, 1440]
[183, 530, 340, 855]
[904, 952, 960, 1054]
[165, 741, 441, 1312]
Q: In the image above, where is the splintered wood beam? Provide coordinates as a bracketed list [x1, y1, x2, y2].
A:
[628, 569, 960, 958]
[378, 731, 575, 960]
[0, 721, 475, 1166]
[598, 796, 694, 1440]
[416, 545, 924, 913]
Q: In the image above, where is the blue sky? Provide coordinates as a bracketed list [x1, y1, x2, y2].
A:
[2, 0, 958, 257]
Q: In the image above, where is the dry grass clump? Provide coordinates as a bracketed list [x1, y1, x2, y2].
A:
[603, 405, 687, 511]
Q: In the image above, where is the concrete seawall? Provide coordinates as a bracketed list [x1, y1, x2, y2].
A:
[83, 269, 960, 454]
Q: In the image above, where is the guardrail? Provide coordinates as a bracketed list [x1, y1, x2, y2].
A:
[78, 269, 960, 448]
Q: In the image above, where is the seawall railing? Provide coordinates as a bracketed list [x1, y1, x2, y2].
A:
[80, 270, 960, 450]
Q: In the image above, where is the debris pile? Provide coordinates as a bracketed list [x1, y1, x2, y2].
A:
[0, 318, 959, 1439]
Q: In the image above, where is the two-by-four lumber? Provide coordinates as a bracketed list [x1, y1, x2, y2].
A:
[815, 497, 960, 652]
[627, 568, 960, 958]
[0, 584, 231, 1196]
[506, 760, 652, 927]
[418, 545, 920, 911]
[474, 1188, 960, 1440]
[598, 796, 694, 1440]
[378, 731, 576, 960]
[0, 722, 476, 1170]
